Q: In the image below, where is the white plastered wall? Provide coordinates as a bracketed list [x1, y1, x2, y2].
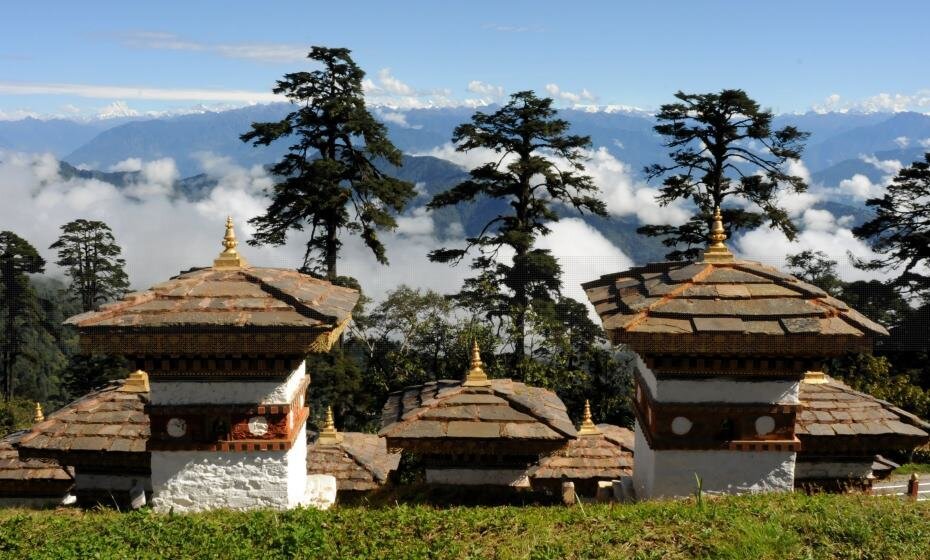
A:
[149, 362, 306, 406]
[151, 419, 312, 513]
[636, 357, 800, 404]
[633, 423, 796, 499]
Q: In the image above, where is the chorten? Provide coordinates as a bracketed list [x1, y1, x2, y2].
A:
[64, 217, 358, 512]
[582, 208, 888, 498]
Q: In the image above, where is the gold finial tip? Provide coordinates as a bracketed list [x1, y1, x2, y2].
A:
[318, 405, 343, 445]
[464, 339, 491, 387]
[33, 402, 44, 423]
[578, 399, 600, 436]
[701, 205, 734, 263]
[213, 215, 248, 268]
[121, 369, 150, 393]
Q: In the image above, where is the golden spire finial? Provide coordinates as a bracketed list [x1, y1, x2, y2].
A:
[463, 340, 491, 387]
[213, 215, 249, 268]
[701, 206, 734, 263]
[317, 406, 343, 445]
[33, 402, 44, 423]
[577, 399, 600, 436]
[121, 370, 150, 393]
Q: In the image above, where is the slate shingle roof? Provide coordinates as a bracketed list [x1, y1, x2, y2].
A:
[0, 431, 73, 495]
[796, 377, 930, 453]
[16, 380, 149, 459]
[582, 259, 888, 356]
[380, 379, 577, 444]
[65, 267, 359, 330]
[528, 425, 633, 481]
[307, 432, 401, 491]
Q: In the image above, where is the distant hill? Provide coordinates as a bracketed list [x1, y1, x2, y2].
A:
[0, 117, 132, 156]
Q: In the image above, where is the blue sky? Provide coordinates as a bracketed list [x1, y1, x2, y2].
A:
[2, 1, 928, 118]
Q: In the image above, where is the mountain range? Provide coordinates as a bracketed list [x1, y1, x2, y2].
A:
[4, 104, 930, 265]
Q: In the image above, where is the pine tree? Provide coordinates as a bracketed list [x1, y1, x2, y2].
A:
[50, 219, 130, 312]
[427, 90, 606, 363]
[638, 89, 809, 260]
[0, 232, 45, 398]
[853, 152, 930, 296]
[242, 46, 415, 281]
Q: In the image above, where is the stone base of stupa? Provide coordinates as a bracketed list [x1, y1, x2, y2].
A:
[151, 422, 329, 513]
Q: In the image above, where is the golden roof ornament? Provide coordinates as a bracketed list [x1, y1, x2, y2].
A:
[463, 340, 491, 387]
[33, 402, 44, 423]
[317, 406, 343, 445]
[701, 206, 735, 263]
[213, 216, 249, 269]
[121, 370, 150, 393]
[577, 399, 600, 436]
[802, 370, 828, 385]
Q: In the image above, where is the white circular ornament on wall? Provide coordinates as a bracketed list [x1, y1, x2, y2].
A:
[248, 416, 269, 437]
[671, 416, 692, 435]
[166, 417, 187, 438]
[755, 415, 776, 436]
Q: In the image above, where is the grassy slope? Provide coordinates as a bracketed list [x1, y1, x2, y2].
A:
[1, 493, 929, 559]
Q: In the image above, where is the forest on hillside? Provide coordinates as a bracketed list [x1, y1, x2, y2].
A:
[1, 47, 929, 441]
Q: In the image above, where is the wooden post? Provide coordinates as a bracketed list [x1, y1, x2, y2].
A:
[908, 473, 920, 500]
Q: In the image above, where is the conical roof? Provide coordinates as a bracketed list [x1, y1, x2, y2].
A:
[379, 379, 577, 452]
[307, 432, 401, 491]
[582, 258, 887, 357]
[65, 219, 359, 356]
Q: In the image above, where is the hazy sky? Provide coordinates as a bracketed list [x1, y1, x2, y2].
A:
[2, 1, 929, 118]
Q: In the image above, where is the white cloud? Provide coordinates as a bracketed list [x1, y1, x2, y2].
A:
[0, 81, 279, 103]
[108, 158, 143, 172]
[861, 154, 902, 175]
[811, 90, 930, 113]
[467, 80, 504, 99]
[377, 69, 415, 96]
[375, 109, 421, 129]
[920, 138, 930, 148]
[734, 216, 888, 283]
[395, 207, 435, 236]
[838, 173, 883, 200]
[894, 136, 910, 148]
[545, 83, 597, 104]
[120, 31, 308, 63]
[536, 218, 633, 310]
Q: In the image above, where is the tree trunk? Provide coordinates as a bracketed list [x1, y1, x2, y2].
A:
[325, 223, 338, 282]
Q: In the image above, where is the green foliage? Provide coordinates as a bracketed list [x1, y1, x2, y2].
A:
[59, 354, 128, 403]
[2, 494, 930, 559]
[639, 90, 809, 261]
[49, 219, 130, 312]
[0, 231, 46, 398]
[242, 46, 415, 280]
[0, 397, 35, 438]
[427, 90, 607, 362]
[854, 152, 930, 296]
[309, 286, 635, 431]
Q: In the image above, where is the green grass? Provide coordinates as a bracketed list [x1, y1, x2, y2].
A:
[1, 492, 929, 559]
[895, 463, 930, 475]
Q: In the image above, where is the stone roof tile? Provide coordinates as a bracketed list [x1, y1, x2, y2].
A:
[17, 380, 149, 461]
[307, 432, 400, 491]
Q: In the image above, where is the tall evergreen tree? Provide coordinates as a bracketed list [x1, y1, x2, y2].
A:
[50, 219, 130, 312]
[427, 90, 607, 363]
[0, 232, 45, 398]
[638, 89, 809, 260]
[242, 46, 415, 281]
[853, 153, 930, 296]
